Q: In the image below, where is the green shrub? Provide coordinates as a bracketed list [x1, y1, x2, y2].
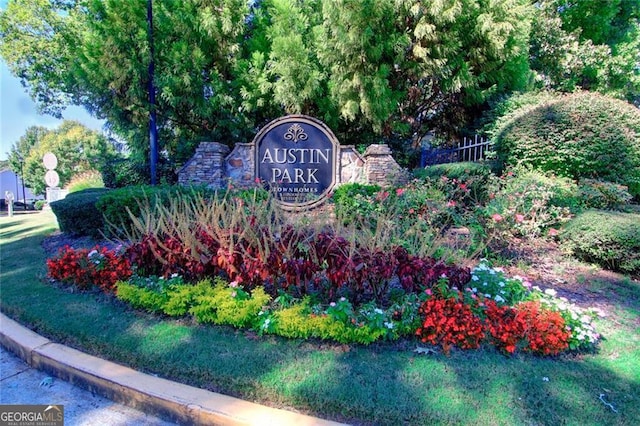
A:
[34, 200, 47, 210]
[492, 92, 640, 197]
[414, 161, 495, 207]
[50, 189, 109, 238]
[331, 183, 381, 224]
[270, 299, 386, 344]
[116, 280, 169, 313]
[414, 161, 493, 181]
[485, 169, 578, 239]
[560, 210, 640, 275]
[577, 179, 633, 210]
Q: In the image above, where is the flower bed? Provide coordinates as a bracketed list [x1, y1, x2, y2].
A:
[46, 242, 602, 355]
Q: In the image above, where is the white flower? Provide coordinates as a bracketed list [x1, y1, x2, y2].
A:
[374, 308, 384, 315]
[472, 275, 480, 281]
[542, 377, 549, 382]
[340, 297, 346, 302]
[88, 250, 98, 258]
[171, 273, 179, 279]
[229, 281, 238, 288]
[544, 288, 557, 297]
[483, 282, 488, 286]
[472, 288, 477, 293]
[384, 322, 394, 329]
[485, 294, 492, 298]
[330, 302, 336, 307]
[499, 282, 505, 287]
[494, 295, 505, 303]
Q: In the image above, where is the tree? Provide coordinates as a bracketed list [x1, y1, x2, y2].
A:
[530, 0, 640, 104]
[2, 0, 535, 169]
[8, 121, 114, 195]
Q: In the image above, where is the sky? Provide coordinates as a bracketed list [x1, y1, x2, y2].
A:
[0, 60, 106, 161]
[0, 0, 105, 161]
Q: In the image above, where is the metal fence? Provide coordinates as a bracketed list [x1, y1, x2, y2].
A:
[421, 135, 492, 167]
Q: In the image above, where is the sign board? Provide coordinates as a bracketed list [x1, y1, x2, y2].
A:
[254, 115, 338, 209]
[43, 152, 58, 170]
[45, 170, 60, 188]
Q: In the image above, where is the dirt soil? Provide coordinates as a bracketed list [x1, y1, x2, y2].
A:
[497, 238, 639, 321]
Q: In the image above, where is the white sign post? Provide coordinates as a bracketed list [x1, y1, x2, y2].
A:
[43, 152, 67, 203]
[5, 190, 14, 217]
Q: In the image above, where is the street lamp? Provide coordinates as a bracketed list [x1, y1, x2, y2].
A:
[16, 153, 26, 208]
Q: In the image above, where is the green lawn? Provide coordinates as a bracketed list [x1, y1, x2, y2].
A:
[1, 211, 638, 425]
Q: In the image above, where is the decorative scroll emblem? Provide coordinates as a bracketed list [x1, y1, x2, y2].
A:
[284, 123, 308, 143]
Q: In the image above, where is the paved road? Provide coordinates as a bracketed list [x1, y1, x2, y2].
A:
[0, 345, 175, 426]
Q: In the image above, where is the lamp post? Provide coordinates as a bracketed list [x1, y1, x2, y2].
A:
[16, 153, 26, 207]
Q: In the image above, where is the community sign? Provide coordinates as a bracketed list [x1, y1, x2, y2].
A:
[254, 115, 338, 209]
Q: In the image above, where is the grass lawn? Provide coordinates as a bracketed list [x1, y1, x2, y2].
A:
[1, 211, 638, 425]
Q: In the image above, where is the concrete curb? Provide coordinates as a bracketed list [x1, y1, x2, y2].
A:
[0, 313, 346, 426]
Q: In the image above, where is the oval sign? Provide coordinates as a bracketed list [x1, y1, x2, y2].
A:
[45, 170, 60, 188]
[254, 115, 338, 210]
[43, 152, 58, 170]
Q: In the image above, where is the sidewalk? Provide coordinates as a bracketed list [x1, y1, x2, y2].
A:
[0, 313, 345, 426]
[1, 345, 173, 425]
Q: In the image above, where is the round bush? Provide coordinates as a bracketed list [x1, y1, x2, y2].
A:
[560, 210, 640, 275]
[50, 189, 109, 238]
[493, 92, 640, 198]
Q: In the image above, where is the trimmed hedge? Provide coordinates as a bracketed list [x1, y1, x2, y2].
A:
[560, 210, 640, 275]
[492, 92, 640, 198]
[50, 189, 110, 238]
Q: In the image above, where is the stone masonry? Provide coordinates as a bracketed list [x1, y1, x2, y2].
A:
[178, 142, 409, 193]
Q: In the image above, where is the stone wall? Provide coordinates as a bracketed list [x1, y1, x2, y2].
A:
[178, 142, 408, 191]
[363, 144, 411, 187]
[177, 142, 230, 187]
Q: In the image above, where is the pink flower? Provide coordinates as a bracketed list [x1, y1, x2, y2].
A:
[376, 191, 389, 202]
[447, 200, 456, 207]
[459, 183, 468, 191]
[548, 228, 559, 237]
[492, 213, 504, 222]
[515, 214, 525, 223]
[396, 188, 405, 196]
[425, 289, 432, 296]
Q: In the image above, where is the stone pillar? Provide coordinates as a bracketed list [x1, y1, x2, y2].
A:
[225, 143, 255, 188]
[363, 144, 410, 187]
[178, 142, 230, 188]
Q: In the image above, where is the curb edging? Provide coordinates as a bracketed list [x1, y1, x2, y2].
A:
[0, 313, 345, 426]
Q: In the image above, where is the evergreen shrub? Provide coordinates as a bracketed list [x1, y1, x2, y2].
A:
[577, 179, 633, 210]
[50, 189, 109, 238]
[492, 92, 640, 197]
[560, 210, 640, 274]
